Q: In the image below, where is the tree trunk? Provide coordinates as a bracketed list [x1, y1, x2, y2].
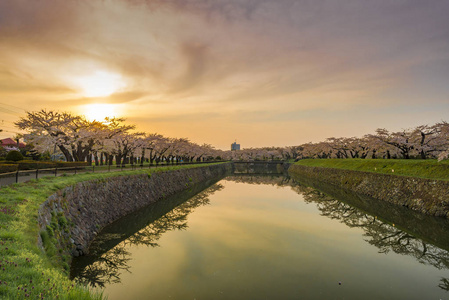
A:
[58, 145, 73, 162]
[94, 152, 99, 166]
[116, 151, 123, 167]
[420, 150, 426, 159]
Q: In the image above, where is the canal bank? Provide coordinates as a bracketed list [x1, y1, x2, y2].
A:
[38, 163, 232, 261]
[288, 163, 449, 218]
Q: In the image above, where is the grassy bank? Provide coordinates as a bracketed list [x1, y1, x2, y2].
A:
[295, 159, 449, 181]
[0, 163, 225, 299]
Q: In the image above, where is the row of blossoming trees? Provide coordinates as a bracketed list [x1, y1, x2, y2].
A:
[230, 121, 449, 161]
[298, 122, 449, 160]
[15, 110, 225, 165]
[14, 110, 449, 163]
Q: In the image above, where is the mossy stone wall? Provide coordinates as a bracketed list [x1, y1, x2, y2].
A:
[288, 164, 449, 218]
[38, 163, 232, 260]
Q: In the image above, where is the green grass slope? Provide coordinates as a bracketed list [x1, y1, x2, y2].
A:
[295, 159, 449, 181]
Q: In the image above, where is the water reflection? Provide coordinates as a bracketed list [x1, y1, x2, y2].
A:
[71, 180, 224, 287]
[296, 185, 449, 270]
[232, 162, 284, 174]
[72, 174, 449, 295]
[229, 174, 449, 274]
[234, 174, 449, 293]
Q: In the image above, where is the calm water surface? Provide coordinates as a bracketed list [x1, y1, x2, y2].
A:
[72, 175, 449, 299]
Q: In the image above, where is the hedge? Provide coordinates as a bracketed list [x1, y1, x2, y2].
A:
[55, 161, 90, 168]
[0, 164, 19, 173]
[0, 161, 90, 173]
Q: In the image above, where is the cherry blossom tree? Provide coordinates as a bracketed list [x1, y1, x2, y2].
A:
[16, 110, 98, 162]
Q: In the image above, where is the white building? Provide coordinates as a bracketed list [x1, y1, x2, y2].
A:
[231, 142, 240, 151]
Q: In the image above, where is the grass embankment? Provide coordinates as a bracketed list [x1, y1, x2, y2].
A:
[0, 163, 225, 299]
[295, 159, 449, 181]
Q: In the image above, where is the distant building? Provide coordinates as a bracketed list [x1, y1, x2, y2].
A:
[231, 142, 240, 151]
[0, 138, 26, 149]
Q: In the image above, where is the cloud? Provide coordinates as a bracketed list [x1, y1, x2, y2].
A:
[170, 41, 210, 93]
[1, 0, 449, 146]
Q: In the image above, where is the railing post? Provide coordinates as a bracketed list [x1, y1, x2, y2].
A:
[55, 167, 57, 177]
[108, 164, 111, 172]
[16, 170, 19, 183]
[93, 166, 95, 173]
[36, 169, 39, 179]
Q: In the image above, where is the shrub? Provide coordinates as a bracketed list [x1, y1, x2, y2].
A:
[5, 150, 24, 161]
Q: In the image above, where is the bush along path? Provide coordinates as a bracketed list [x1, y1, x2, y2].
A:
[0, 163, 224, 299]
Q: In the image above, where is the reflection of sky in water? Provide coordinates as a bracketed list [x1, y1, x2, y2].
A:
[79, 179, 449, 300]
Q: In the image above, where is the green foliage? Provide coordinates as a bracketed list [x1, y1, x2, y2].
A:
[0, 146, 7, 157]
[40, 150, 51, 161]
[5, 150, 24, 161]
[295, 159, 449, 181]
[46, 225, 54, 237]
[58, 215, 68, 227]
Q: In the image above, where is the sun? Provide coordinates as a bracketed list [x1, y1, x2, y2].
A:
[75, 71, 125, 97]
[84, 103, 117, 121]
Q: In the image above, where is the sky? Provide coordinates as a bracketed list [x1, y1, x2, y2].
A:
[1, 0, 449, 150]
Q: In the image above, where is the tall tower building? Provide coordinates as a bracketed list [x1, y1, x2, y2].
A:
[231, 142, 240, 151]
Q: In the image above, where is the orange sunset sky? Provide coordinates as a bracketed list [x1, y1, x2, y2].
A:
[1, 0, 449, 150]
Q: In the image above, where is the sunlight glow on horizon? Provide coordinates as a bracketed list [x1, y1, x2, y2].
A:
[83, 103, 118, 121]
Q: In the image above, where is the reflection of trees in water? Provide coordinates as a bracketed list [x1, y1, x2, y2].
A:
[233, 162, 282, 174]
[78, 245, 132, 287]
[125, 185, 218, 248]
[292, 184, 449, 272]
[232, 175, 449, 291]
[73, 183, 224, 287]
[225, 175, 292, 186]
[439, 278, 449, 291]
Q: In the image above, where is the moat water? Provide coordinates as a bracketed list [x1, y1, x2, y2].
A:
[71, 174, 449, 300]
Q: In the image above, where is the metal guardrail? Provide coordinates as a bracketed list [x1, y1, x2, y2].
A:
[0, 161, 228, 187]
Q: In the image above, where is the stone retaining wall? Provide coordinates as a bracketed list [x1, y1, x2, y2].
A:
[288, 164, 449, 218]
[38, 163, 232, 258]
